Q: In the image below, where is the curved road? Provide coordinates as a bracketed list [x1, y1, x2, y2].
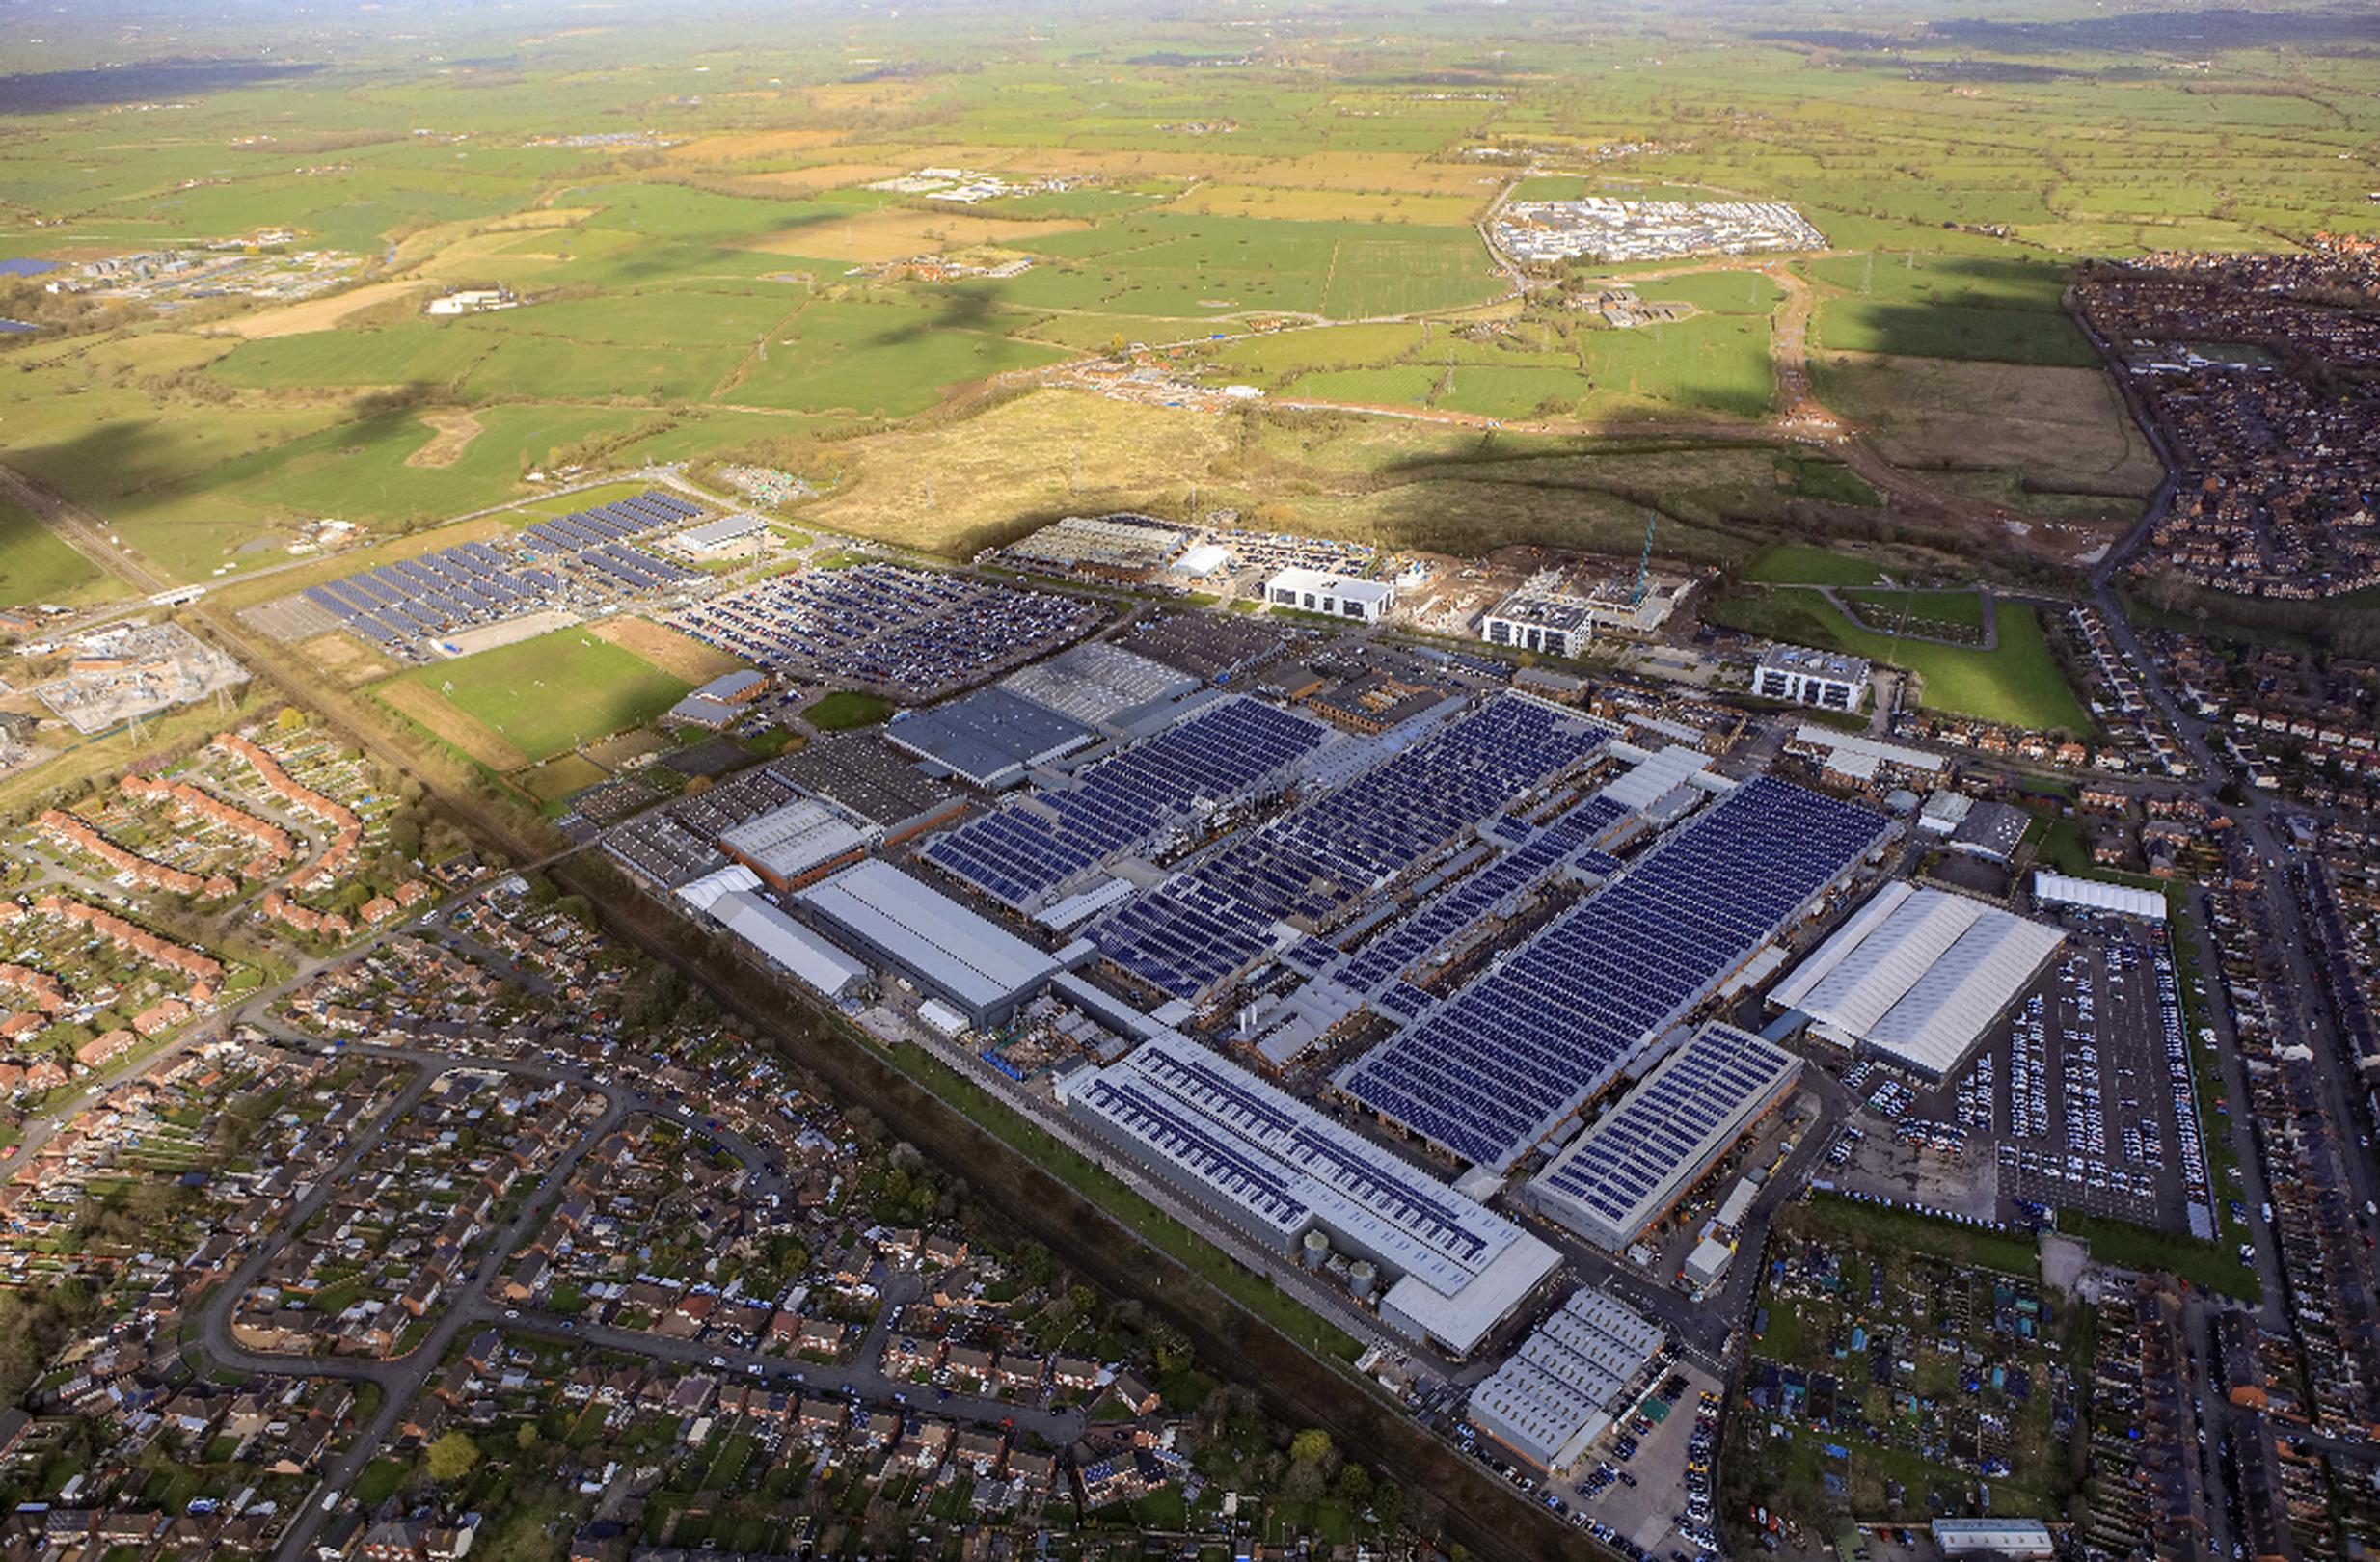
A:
[191, 1033, 1081, 1562]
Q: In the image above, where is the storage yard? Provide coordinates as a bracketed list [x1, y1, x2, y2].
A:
[1491, 199, 1826, 266]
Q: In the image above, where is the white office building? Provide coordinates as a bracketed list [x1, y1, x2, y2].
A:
[1481, 589, 1599, 660]
[1265, 567, 1395, 623]
[1755, 643, 1870, 712]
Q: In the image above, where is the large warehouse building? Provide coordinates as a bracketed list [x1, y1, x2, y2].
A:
[1768, 882, 2067, 1082]
[1465, 1287, 1667, 1473]
[1528, 1021, 1803, 1252]
[796, 859, 1064, 1027]
[1062, 1033, 1560, 1358]
[1338, 776, 1887, 1171]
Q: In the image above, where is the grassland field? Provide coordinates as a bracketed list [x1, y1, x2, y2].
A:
[0, 6, 2370, 612]
[1712, 586, 2091, 733]
[378, 628, 693, 766]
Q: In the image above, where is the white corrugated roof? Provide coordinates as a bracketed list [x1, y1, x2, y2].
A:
[2033, 871, 2166, 922]
[711, 890, 869, 998]
[798, 859, 1059, 1011]
[1771, 883, 2066, 1078]
[676, 862, 761, 914]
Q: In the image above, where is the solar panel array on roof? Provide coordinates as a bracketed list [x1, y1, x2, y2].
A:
[1065, 1034, 1557, 1352]
[1194, 695, 1610, 927]
[1091, 873, 1284, 1000]
[923, 698, 1327, 911]
[305, 488, 700, 650]
[1338, 794, 1630, 998]
[1336, 777, 1886, 1170]
[1084, 695, 1611, 1002]
[1528, 1021, 1803, 1251]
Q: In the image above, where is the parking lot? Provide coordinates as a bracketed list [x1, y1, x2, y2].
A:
[1567, 1361, 1728, 1562]
[1976, 930, 2199, 1233]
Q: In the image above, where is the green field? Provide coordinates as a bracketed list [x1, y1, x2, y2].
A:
[1744, 543, 1891, 588]
[383, 629, 692, 763]
[1714, 587, 2091, 732]
[0, 499, 118, 608]
[0, 0, 2370, 607]
[802, 691, 891, 731]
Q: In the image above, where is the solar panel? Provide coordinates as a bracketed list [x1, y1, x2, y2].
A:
[1337, 777, 1885, 1170]
[924, 697, 1327, 911]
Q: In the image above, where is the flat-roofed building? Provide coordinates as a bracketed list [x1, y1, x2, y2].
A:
[1527, 1022, 1803, 1252]
[710, 890, 871, 1002]
[1932, 1520, 2054, 1559]
[797, 859, 1062, 1027]
[884, 686, 1098, 790]
[1481, 589, 1598, 660]
[1062, 1033, 1559, 1358]
[1265, 567, 1395, 624]
[1464, 1288, 1666, 1472]
[1755, 643, 1869, 712]
[719, 796, 881, 890]
[1769, 881, 2066, 1082]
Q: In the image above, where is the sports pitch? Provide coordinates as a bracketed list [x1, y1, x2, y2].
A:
[377, 628, 695, 767]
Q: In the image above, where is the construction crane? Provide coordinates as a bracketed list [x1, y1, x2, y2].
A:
[1632, 512, 1658, 606]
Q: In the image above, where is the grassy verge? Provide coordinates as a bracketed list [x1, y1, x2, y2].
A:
[1803, 1191, 2042, 1279]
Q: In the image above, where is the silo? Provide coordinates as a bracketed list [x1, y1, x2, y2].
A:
[1348, 1260, 1378, 1302]
[1300, 1229, 1331, 1271]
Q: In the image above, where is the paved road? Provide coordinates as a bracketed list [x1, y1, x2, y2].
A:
[188, 1029, 1080, 1562]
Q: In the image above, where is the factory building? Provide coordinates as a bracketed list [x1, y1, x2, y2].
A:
[1264, 567, 1395, 624]
[883, 686, 1099, 791]
[1061, 1033, 1560, 1358]
[718, 796, 881, 890]
[1754, 643, 1869, 711]
[2033, 870, 2167, 923]
[1768, 882, 2067, 1083]
[710, 890, 871, 1002]
[1527, 1022, 1803, 1252]
[796, 859, 1064, 1028]
[1464, 1288, 1667, 1473]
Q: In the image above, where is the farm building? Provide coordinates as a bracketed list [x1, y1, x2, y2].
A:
[1768, 882, 2066, 1082]
[1526, 1021, 1803, 1252]
[1060, 1032, 1559, 1358]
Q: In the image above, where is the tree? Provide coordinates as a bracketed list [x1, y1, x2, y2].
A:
[425, 1430, 480, 1483]
[1281, 1458, 1327, 1504]
[1287, 1428, 1334, 1468]
[516, 1423, 540, 1453]
[1333, 1463, 1372, 1507]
